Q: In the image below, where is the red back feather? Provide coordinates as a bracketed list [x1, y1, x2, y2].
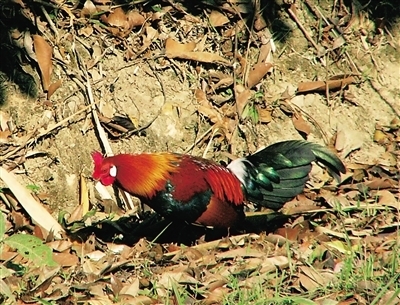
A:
[170, 156, 244, 205]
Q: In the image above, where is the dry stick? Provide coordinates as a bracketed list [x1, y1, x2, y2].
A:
[183, 126, 213, 154]
[287, 6, 326, 67]
[89, 82, 136, 211]
[0, 167, 65, 238]
[230, 18, 242, 155]
[40, 6, 59, 40]
[242, 0, 258, 86]
[0, 106, 91, 162]
[72, 41, 113, 155]
[202, 128, 220, 159]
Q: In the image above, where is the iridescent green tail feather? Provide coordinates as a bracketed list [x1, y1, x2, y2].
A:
[241, 140, 345, 209]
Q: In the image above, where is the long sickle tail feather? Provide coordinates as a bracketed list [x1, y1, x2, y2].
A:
[227, 140, 346, 210]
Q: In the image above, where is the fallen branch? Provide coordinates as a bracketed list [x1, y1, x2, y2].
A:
[0, 167, 65, 239]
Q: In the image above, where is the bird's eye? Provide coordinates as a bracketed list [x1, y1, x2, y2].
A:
[109, 165, 117, 177]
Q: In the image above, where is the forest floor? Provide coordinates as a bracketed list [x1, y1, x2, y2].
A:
[0, 0, 399, 304]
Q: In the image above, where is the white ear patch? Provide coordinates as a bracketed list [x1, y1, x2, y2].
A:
[109, 165, 117, 177]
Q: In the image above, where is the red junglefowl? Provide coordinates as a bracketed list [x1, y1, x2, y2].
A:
[92, 140, 345, 228]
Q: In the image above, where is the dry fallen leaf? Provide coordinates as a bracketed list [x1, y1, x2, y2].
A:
[376, 190, 398, 209]
[78, 25, 94, 37]
[297, 76, 355, 93]
[292, 113, 311, 135]
[165, 38, 230, 65]
[33, 34, 53, 91]
[53, 252, 79, 267]
[105, 7, 127, 27]
[246, 62, 273, 88]
[127, 10, 146, 27]
[257, 106, 272, 123]
[235, 84, 251, 116]
[47, 79, 62, 99]
[209, 10, 229, 27]
[165, 37, 196, 54]
[81, 0, 97, 17]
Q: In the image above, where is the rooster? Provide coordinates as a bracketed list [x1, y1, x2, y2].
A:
[92, 140, 345, 228]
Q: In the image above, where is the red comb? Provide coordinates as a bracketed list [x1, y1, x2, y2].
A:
[92, 151, 103, 164]
[91, 151, 104, 179]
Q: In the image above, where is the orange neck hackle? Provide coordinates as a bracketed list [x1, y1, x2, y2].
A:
[109, 153, 180, 198]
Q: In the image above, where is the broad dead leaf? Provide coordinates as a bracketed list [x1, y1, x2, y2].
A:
[235, 84, 251, 116]
[209, 10, 229, 27]
[165, 38, 229, 65]
[33, 35, 53, 91]
[119, 295, 154, 305]
[165, 37, 196, 54]
[47, 79, 62, 99]
[257, 106, 272, 123]
[105, 7, 127, 27]
[377, 291, 400, 305]
[246, 62, 273, 88]
[78, 25, 94, 37]
[204, 287, 230, 305]
[101, 8, 144, 37]
[292, 113, 311, 135]
[47, 240, 73, 252]
[334, 126, 363, 157]
[365, 178, 397, 189]
[260, 256, 289, 273]
[53, 252, 79, 267]
[376, 190, 399, 209]
[119, 278, 140, 297]
[111, 273, 124, 295]
[195, 89, 223, 123]
[127, 10, 145, 27]
[81, 0, 97, 17]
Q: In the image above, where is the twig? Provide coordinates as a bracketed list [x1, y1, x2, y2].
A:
[202, 128, 220, 158]
[0, 167, 65, 238]
[287, 6, 326, 66]
[303, 1, 360, 74]
[183, 126, 213, 154]
[150, 221, 173, 244]
[40, 6, 59, 40]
